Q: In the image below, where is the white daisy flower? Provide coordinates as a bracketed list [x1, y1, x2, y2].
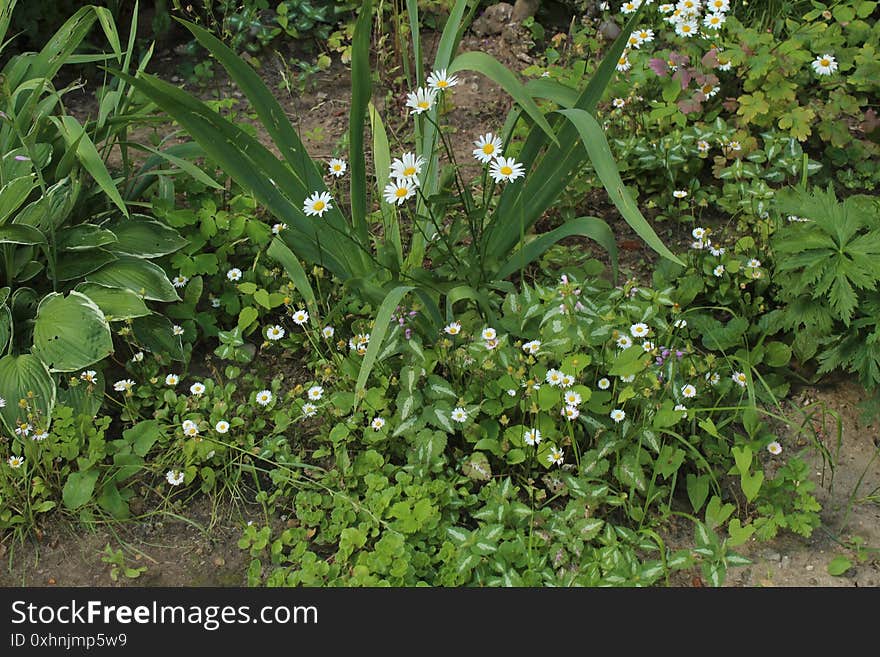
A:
[642, 340, 655, 352]
[172, 275, 188, 288]
[659, 3, 675, 11]
[561, 374, 575, 388]
[630, 323, 649, 338]
[484, 338, 499, 351]
[291, 309, 309, 326]
[699, 82, 720, 98]
[673, 190, 688, 199]
[172, 325, 184, 336]
[677, 0, 701, 12]
[707, 0, 729, 12]
[637, 28, 655, 43]
[405, 86, 438, 114]
[717, 58, 732, 71]
[674, 404, 688, 419]
[610, 409, 626, 423]
[706, 371, 721, 385]
[811, 54, 837, 76]
[473, 133, 504, 163]
[703, 12, 725, 29]
[627, 33, 644, 49]
[80, 370, 97, 383]
[190, 382, 206, 396]
[522, 340, 541, 355]
[767, 441, 782, 455]
[598, 377, 611, 390]
[728, 140, 742, 151]
[523, 428, 541, 446]
[114, 379, 135, 392]
[612, 97, 626, 109]
[370, 417, 386, 431]
[621, 1, 640, 13]
[547, 447, 564, 466]
[563, 391, 582, 406]
[709, 246, 725, 256]
[307, 386, 324, 401]
[621, 374, 635, 383]
[14, 423, 31, 437]
[697, 139, 710, 153]
[165, 374, 179, 386]
[30, 430, 47, 441]
[215, 420, 230, 433]
[674, 19, 698, 38]
[713, 265, 725, 277]
[182, 421, 199, 437]
[562, 405, 580, 421]
[481, 328, 497, 341]
[266, 325, 285, 340]
[451, 407, 468, 423]
[390, 152, 425, 182]
[383, 178, 417, 205]
[227, 267, 242, 281]
[732, 371, 747, 387]
[617, 335, 633, 349]
[303, 191, 333, 217]
[255, 390, 274, 406]
[272, 223, 287, 234]
[616, 54, 631, 72]
[165, 469, 185, 486]
[301, 403, 317, 418]
[322, 326, 335, 339]
[8, 455, 24, 468]
[681, 384, 697, 398]
[507, 389, 517, 397]
[427, 68, 459, 91]
[748, 258, 761, 268]
[489, 157, 525, 184]
[444, 322, 462, 336]
[546, 369, 563, 387]
[328, 158, 347, 177]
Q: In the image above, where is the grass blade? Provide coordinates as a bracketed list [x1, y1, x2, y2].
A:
[495, 216, 619, 281]
[558, 108, 682, 265]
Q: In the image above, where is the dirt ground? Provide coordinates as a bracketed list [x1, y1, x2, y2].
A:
[3, 11, 878, 588]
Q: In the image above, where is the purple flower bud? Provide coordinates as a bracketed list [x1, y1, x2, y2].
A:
[14, 155, 29, 161]
[404, 328, 412, 340]
[675, 350, 684, 358]
[655, 357, 664, 366]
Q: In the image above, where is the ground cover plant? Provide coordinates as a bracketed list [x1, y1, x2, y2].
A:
[1, 0, 878, 588]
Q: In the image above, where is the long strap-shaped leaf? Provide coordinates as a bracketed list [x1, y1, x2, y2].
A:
[447, 52, 558, 146]
[114, 70, 350, 277]
[267, 237, 320, 328]
[558, 108, 682, 265]
[349, 0, 373, 245]
[494, 216, 619, 282]
[486, 4, 647, 262]
[355, 285, 414, 409]
[175, 19, 326, 197]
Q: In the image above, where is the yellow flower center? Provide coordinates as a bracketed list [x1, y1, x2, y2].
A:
[619, 57, 627, 65]
[418, 101, 429, 109]
[682, 25, 691, 32]
[313, 201, 325, 211]
[395, 187, 409, 198]
[437, 80, 448, 87]
[333, 164, 341, 171]
[821, 58, 830, 66]
[500, 165, 513, 176]
[482, 144, 495, 155]
[629, 37, 638, 45]
[403, 166, 417, 176]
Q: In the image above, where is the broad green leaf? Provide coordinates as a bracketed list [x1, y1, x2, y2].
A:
[827, 555, 853, 576]
[0, 224, 45, 245]
[62, 469, 99, 510]
[355, 285, 414, 404]
[75, 282, 150, 321]
[495, 216, 617, 281]
[124, 419, 163, 457]
[686, 473, 710, 513]
[0, 175, 37, 224]
[57, 224, 117, 251]
[56, 249, 117, 281]
[448, 51, 558, 145]
[0, 353, 56, 433]
[107, 219, 187, 257]
[86, 256, 179, 302]
[131, 314, 184, 361]
[559, 108, 681, 265]
[348, 0, 372, 243]
[32, 291, 113, 372]
[0, 305, 11, 354]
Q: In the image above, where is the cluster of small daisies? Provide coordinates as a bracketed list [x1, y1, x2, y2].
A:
[616, 1, 733, 73]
